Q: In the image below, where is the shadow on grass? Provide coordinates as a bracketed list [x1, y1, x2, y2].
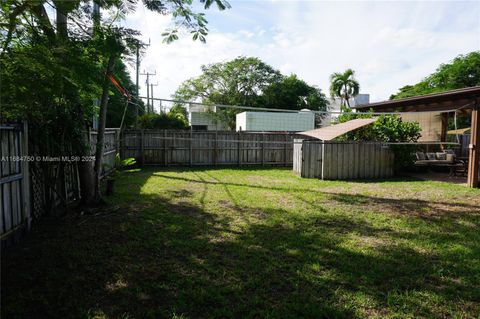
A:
[2, 168, 479, 318]
[153, 172, 480, 217]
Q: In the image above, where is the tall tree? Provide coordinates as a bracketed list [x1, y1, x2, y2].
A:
[261, 74, 329, 111]
[390, 51, 480, 99]
[174, 56, 282, 106]
[174, 57, 329, 129]
[329, 68, 360, 108]
[1, 0, 230, 207]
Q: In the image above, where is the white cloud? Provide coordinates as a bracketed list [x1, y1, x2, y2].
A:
[122, 1, 480, 105]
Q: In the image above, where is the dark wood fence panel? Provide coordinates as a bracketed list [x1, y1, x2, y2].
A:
[90, 130, 119, 176]
[0, 123, 30, 240]
[1, 124, 119, 242]
[122, 130, 300, 167]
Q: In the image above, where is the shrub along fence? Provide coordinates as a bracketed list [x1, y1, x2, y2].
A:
[294, 139, 395, 179]
[1, 122, 119, 243]
[121, 130, 301, 166]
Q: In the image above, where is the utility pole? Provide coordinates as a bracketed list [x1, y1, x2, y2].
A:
[135, 39, 150, 124]
[140, 70, 156, 113]
[135, 41, 140, 125]
[150, 83, 158, 113]
[146, 76, 150, 112]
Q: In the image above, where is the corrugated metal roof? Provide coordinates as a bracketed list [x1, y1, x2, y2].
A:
[354, 86, 480, 110]
[299, 118, 377, 140]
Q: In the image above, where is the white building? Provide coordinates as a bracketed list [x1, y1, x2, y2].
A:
[320, 94, 370, 127]
[236, 111, 315, 132]
[188, 104, 228, 130]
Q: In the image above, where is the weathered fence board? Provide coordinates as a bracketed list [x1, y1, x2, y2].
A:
[90, 130, 119, 176]
[293, 139, 302, 174]
[0, 123, 30, 240]
[122, 130, 299, 167]
[1, 124, 119, 242]
[293, 140, 395, 179]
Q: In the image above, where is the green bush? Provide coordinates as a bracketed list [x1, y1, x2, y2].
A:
[138, 112, 189, 129]
[337, 111, 421, 171]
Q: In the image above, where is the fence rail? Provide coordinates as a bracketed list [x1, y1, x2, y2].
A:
[121, 130, 301, 166]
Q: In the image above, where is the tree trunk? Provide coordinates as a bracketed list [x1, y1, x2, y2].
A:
[93, 54, 116, 202]
[55, 2, 68, 40]
[78, 127, 96, 205]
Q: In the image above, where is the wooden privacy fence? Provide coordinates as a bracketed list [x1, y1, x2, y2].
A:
[121, 130, 300, 166]
[1, 123, 119, 242]
[293, 139, 395, 179]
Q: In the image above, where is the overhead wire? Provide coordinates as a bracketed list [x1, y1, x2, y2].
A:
[137, 96, 476, 116]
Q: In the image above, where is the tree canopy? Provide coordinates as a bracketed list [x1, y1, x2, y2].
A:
[174, 56, 283, 106]
[390, 51, 480, 99]
[173, 56, 329, 129]
[336, 112, 421, 170]
[261, 75, 329, 111]
[0, 0, 230, 205]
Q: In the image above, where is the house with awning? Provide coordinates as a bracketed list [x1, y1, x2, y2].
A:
[353, 86, 480, 188]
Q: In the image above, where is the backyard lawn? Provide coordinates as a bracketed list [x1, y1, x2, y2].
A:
[2, 168, 480, 319]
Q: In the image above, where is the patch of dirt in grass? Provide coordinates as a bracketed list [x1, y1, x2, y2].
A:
[321, 190, 480, 219]
[166, 189, 194, 198]
[126, 202, 154, 213]
[354, 235, 388, 248]
[217, 200, 268, 219]
[168, 200, 213, 221]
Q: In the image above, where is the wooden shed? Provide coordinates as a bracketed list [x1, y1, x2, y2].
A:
[293, 139, 394, 179]
[293, 119, 394, 179]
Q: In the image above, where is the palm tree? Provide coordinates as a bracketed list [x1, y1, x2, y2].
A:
[329, 69, 360, 109]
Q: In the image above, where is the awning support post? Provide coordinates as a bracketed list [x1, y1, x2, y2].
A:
[467, 101, 479, 188]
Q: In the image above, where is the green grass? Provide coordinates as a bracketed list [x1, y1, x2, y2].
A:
[3, 168, 480, 319]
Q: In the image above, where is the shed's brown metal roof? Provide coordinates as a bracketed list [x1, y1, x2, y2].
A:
[354, 86, 480, 111]
[300, 118, 376, 140]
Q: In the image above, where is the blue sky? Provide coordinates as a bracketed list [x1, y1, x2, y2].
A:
[122, 0, 480, 104]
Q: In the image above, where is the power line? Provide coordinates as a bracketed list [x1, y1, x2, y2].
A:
[137, 96, 475, 116]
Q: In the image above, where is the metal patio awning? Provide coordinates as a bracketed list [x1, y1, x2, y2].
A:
[299, 118, 377, 140]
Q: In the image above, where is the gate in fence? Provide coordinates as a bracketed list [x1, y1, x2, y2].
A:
[0, 122, 30, 240]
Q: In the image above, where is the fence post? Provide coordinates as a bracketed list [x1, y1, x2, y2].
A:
[238, 131, 242, 167]
[189, 129, 193, 167]
[120, 129, 125, 160]
[116, 129, 120, 159]
[261, 133, 265, 166]
[214, 130, 218, 166]
[140, 130, 145, 166]
[284, 134, 288, 167]
[163, 130, 167, 166]
[22, 121, 31, 230]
